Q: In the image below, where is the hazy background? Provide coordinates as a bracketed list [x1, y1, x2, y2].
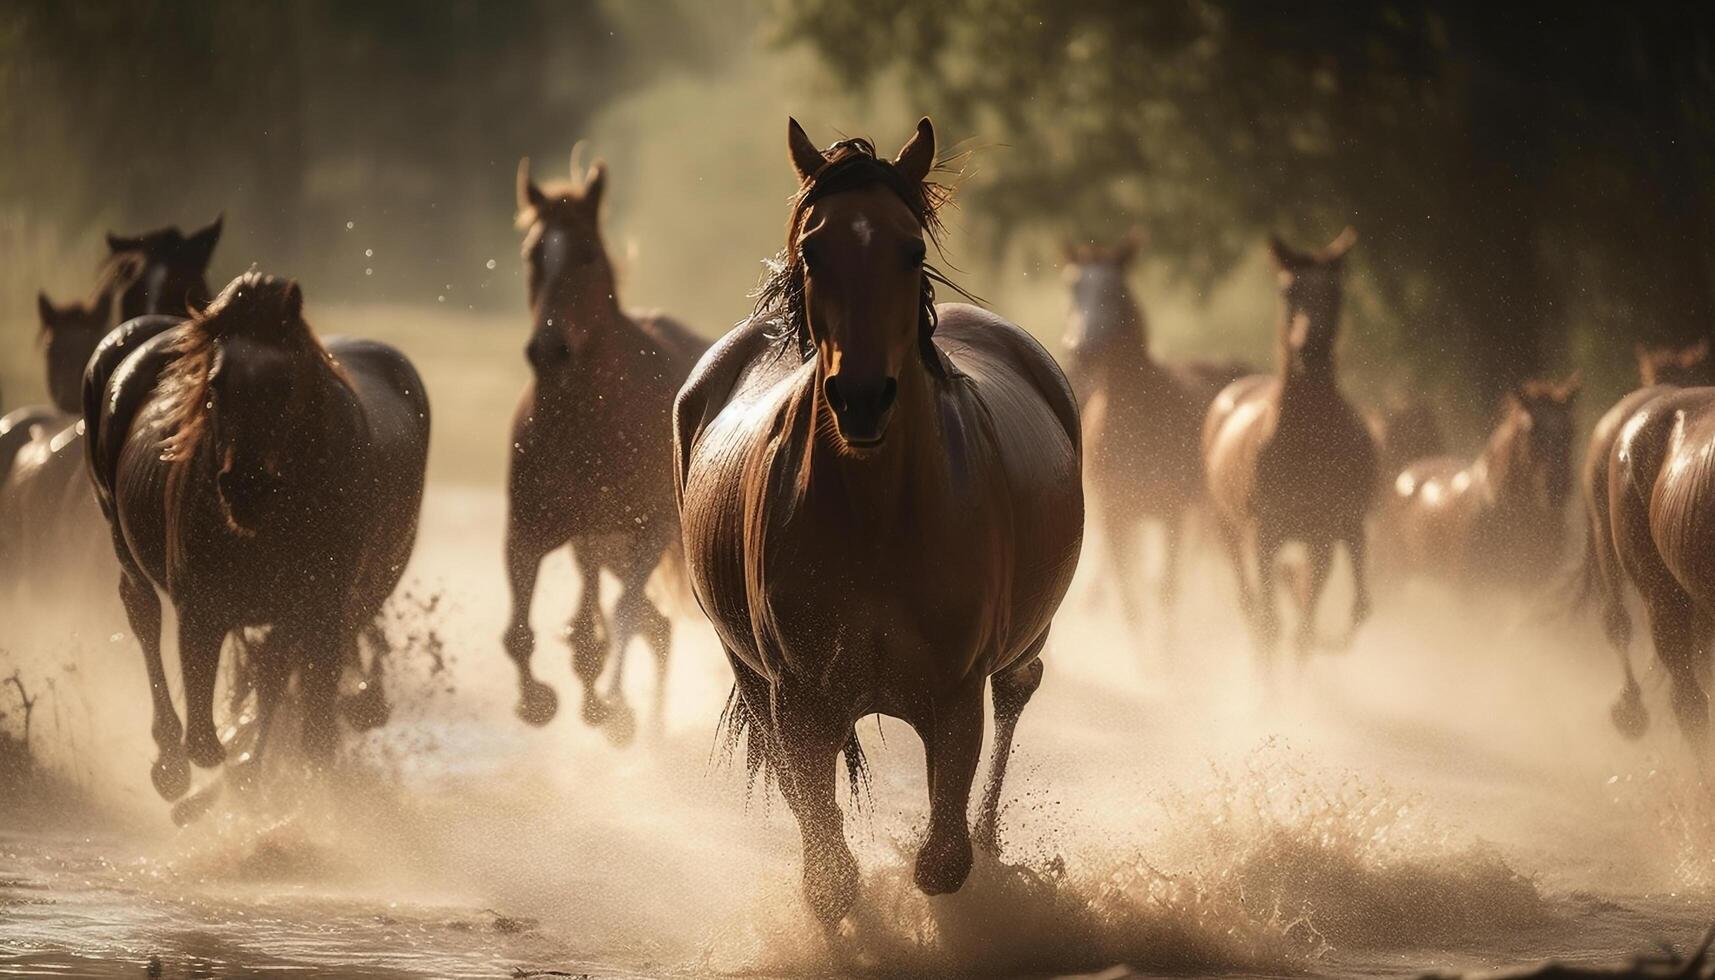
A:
[2, 1, 1712, 464]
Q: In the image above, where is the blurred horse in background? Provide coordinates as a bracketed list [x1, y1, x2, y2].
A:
[1203, 229, 1375, 662]
[1575, 338, 1715, 741]
[85, 272, 429, 804]
[502, 149, 708, 739]
[1379, 376, 1579, 590]
[1062, 231, 1246, 635]
[675, 118, 1082, 927]
[1369, 395, 1448, 489]
[1, 221, 222, 599]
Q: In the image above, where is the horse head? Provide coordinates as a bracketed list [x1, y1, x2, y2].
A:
[1501, 372, 1581, 512]
[766, 116, 949, 453]
[37, 289, 113, 414]
[1635, 338, 1714, 387]
[1269, 227, 1356, 375]
[1061, 228, 1145, 367]
[101, 215, 222, 322]
[516, 146, 616, 374]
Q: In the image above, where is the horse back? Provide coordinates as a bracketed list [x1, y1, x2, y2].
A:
[1615, 387, 1715, 604]
[82, 315, 185, 513]
[634, 311, 712, 381]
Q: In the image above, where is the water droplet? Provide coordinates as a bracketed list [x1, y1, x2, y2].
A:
[364, 248, 374, 258]
[485, 259, 497, 270]
[345, 220, 355, 230]
[365, 268, 374, 276]
[437, 295, 445, 302]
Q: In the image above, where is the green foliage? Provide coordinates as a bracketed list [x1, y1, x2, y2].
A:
[771, 1, 1715, 400]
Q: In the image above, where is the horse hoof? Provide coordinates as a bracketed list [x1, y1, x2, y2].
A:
[339, 688, 391, 732]
[516, 682, 559, 727]
[602, 701, 637, 747]
[1612, 692, 1649, 740]
[151, 754, 191, 801]
[186, 731, 226, 769]
[502, 625, 534, 662]
[804, 846, 860, 926]
[913, 829, 973, 896]
[580, 691, 611, 726]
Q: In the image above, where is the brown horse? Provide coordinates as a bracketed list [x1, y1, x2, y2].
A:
[501, 150, 708, 738]
[1575, 339, 1715, 740]
[1203, 229, 1375, 660]
[85, 272, 429, 802]
[98, 216, 222, 324]
[674, 119, 1083, 926]
[1062, 234, 1247, 630]
[1379, 376, 1579, 589]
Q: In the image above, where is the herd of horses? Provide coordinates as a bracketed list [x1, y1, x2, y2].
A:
[3, 116, 1715, 928]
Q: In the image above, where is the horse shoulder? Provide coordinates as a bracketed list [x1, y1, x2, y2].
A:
[673, 318, 776, 496]
[931, 303, 1080, 450]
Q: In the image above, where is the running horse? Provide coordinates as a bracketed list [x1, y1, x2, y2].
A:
[85, 272, 429, 801]
[674, 118, 1083, 926]
[1379, 375, 1579, 589]
[1062, 232, 1245, 630]
[502, 149, 708, 739]
[1, 221, 222, 591]
[1576, 338, 1715, 742]
[1203, 229, 1375, 660]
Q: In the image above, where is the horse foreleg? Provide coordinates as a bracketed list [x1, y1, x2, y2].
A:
[503, 528, 558, 725]
[1253, 526, 1284, 660]
[299, 627, 348, 766]
[567, 547, 613, 728]
[1105, 512, 1145, 630]
[339, 617, 391, 732]
[232, 633, 293, 792]
[1216, 517, 1256, 622]
[1296, 540, 1335, 661]
[119, 566, 187, 800]
[607, 563, 673, 742]
[975, 647, 1045, 853]
[915, 682, 985, 895]
[773, 687, 860, 927]
[1346, 524, 1373, 636]
[177, 612, 228, 770]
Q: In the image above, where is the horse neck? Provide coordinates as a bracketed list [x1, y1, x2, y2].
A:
[1478, 410, 1538, 507]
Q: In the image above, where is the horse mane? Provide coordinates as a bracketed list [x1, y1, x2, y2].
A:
[158, 271, 343, 572]
[751, 137, 971, 377]
[94, 249, 148, 306]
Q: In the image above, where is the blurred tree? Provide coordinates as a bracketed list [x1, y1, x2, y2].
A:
[770, 1, 1715, 399]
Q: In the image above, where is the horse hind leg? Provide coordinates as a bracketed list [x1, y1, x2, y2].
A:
[299, 626, 350, 766]
[119, 564, 188, 800]
[974, 644, 1046, 853]
[1294, 540, 1335, 661]
[338, 616, 391, 733]
[502, 529, 559, 725]
[1644, 593, 1708, 761]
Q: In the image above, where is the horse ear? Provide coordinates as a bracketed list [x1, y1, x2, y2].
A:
[516, 157, 547, 214]
[787, 117, 824, 183]
[1688, 338, 1711, 363]
[893, 116, 936, 185]
[186, 214, 222, 269]
[582, 160, 607, 211]
[1268, 235, 1310, 270]
[106, 231, 140, 253]
[37, 291, 56, 329]
[1320, 226, 1358, 263]
[283, 280, 304, 324]
[1559, 371, 1583, 400]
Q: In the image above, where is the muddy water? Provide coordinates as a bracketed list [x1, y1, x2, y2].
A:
[3, 486, 1715, 979]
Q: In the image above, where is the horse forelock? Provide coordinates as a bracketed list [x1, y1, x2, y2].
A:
[752, 138, 967, 375]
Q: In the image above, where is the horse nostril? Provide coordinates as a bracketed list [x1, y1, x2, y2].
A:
[878, 378, 898, 414]
[824, 376, 848, 413]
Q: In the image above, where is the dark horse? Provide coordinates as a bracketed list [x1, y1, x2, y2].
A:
[502, 150, 708, 738]
[675, 119, 1083, 926]
[1062, 232, 1246, 630]
[1576, 339, 1715, 743]
[1203, 229, 1375, 660]
[1, 221, 221, 590]
[1379, 376, 1579, 589]
[85, 272, 429, 801]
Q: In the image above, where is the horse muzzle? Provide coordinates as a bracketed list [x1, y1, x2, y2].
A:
[824, 374, 897, 449]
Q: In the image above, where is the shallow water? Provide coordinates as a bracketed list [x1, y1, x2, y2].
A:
[4, 487, 1715, 979]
